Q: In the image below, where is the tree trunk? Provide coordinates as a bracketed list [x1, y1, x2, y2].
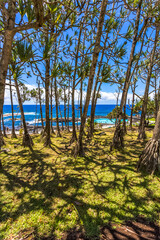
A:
[74, 0, 108, 156]
[43, 58, 51, 146]
[67, 80, 70, 132]
[0, 116, 5, 148]
[50, 78, 54, 133]
[14, 78, 33, 148]
[64, 86, 67, 129]
[70, 27, 83, 143]
[9, 73, 17, 138]
[122, 104, 127, 134]
[38, 80, 44, 130]
[154, 77, 158, 119]
[0, 0, 16, 145]
[138, 28, 159, 139]
[111, 0, 143, 150]
[130, 81, 136, 130]
[137, 106, 160, 174]
[2, 111, 7, 138]
[54, 77, 61, 137]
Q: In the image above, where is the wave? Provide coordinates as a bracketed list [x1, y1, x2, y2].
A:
[3, 112, 36, 117]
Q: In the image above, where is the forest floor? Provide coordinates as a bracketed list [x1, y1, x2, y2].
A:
[0, 127, 160, 240]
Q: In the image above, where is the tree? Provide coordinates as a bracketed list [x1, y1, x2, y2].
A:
[74, 0, 108, 156]
[111, 0, 147, 150]
[137, 106, 160, 174]
[138, 28, 159, 139]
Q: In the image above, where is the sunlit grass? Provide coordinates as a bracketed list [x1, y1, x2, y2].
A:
[0, 128, 160, 239]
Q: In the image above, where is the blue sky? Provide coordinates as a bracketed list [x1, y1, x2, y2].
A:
[4, 1, 158, 105]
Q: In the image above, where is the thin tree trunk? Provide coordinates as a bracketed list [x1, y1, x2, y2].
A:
[67, 80, 70, 132]
[2, 112, 7, 138]
[122, 104, 127, 134]
[74, 0, 108, 156]
[50, 78, 54, 133]
[59, 105, 64, 131]
[38, 80, 44, 130]
[9, 73, 17, 138]
[54, 77, 61, 137]
[138, 28, 159, 139]
[64, 86, 67, 129]
[111, 0, 143, 150]
[130, 81, 136, 130]
[0, 1, 16, 145]
[43, 58, 51, 146]
[137, 106, 160, 174]
[14, 78, 33, 148]
[0, 116, 5, 148]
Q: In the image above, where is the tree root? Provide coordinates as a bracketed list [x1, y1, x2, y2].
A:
[0, 135, 5, 147]
[137, 139, 159, 174]
[110, 123, 124, 151]
[72, 141, 85, 158]
[137, 128, 146, 140]
[22, 133, 34, 148]
[11, 132, 17, 139]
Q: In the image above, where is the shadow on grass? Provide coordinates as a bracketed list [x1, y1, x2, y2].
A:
[0, 131, 159, 239]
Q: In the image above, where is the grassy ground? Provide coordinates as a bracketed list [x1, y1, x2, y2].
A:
[0, 128, 160, 239]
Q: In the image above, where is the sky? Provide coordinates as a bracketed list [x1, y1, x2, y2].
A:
[3, 1, 158, 106]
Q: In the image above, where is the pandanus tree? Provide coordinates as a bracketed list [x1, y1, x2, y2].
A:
[10, 40, 34, 147]
[74, 0, 108, 156]
[138, 27, 159, 139]
[0, 0, 45, 146]
[137, 106, 160, 174]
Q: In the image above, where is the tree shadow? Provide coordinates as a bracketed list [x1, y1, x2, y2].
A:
[0, 131, 159, 239]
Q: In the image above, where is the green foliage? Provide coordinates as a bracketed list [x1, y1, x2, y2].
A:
[133, 98, 155, 117]
[16, 41, 33, 62]
[107, 106, 127, 121]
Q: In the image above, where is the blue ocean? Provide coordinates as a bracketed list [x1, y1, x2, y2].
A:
[3, 105, 131, 129]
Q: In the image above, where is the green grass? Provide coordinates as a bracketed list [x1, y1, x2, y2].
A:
[0, 129, 160, 239]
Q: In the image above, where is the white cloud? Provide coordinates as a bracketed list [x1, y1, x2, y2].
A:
[4, 83, 153, 105]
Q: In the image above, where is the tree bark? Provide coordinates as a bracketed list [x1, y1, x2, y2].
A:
[138, 28, 159, 139]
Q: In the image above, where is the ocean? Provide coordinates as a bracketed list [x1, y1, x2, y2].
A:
[3, 105, 131, 129]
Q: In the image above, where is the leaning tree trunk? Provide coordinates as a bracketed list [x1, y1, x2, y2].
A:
[2, 111, 7, 138]
[0, 0, 16, 145]
[54, 77, 61, 137]
[130, 81, 136, 130]
[14, 78, 33, 148]
[0, 116, 5, 148]
[74, 0, 108, 157]
[67, 80, 70, 132]
[137, 106, 160, 174]
[111, 0, 143, 150]
[122, 103, 127, 134]
[138, 28, 159, 140]
[10, 74, 17, 138]
[38, 80, 44, 130]
[70, 26, 83, 143]
[50, 78, 54, 133]
[43, 58, 51, 146]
